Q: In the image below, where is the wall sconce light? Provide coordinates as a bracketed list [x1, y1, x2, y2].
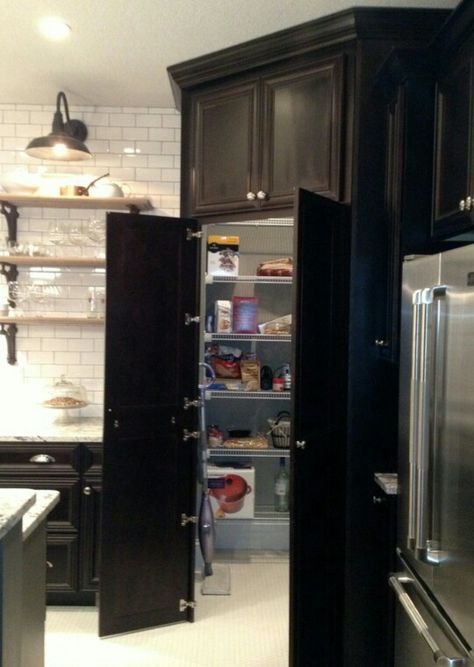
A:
[25, 91, 92, 161]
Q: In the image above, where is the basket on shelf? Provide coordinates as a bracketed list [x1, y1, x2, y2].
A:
[267, 411, 291, 449]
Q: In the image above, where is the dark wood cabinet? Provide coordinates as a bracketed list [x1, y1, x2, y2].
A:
[0, 441, 101, 604]
[183, 55, 345, 216]
[432, 27, 474, 238]
[169, 7, 449, 667]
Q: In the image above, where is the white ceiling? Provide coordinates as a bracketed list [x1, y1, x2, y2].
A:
[3, 0, 458, 109]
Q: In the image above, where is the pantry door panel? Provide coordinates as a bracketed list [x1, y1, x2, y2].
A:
[99, 213, 200, 637]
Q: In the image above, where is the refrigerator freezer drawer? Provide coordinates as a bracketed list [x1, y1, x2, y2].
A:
[390, 572, 474, 666]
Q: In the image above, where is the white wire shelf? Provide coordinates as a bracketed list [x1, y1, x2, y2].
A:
[205, 332, 291, 343]
[209, 447, 290, 458]
[206, 390, 291, 400]
[205, 274, 292, 285]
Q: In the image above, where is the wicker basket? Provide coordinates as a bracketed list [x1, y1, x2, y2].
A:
[267, 411, 291, 449]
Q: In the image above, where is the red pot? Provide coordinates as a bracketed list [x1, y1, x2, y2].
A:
[210, 473, 252, 513]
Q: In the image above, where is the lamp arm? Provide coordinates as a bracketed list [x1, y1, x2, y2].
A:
[57, 91, 70, 123]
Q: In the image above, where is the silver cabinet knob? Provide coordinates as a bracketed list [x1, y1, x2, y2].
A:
[83, 486, 92, 496]
[246, 192, 257, 201]
[29, 453, 56, 464]
[256, 190, 268, 200]
[460, 199, 466, 211]
[296, 440, 306, 450]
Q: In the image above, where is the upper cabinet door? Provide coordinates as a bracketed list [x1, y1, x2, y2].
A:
[99, 213, 200, 637]
[260, 57, 344, 208]
[432, 45, 474, 237]
[191, 80, 259, 215]
[187, 55, 346, 217]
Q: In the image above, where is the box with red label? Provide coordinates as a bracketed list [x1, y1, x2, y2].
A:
[207, 465, 255, 519]
[232, 296, 258, 333]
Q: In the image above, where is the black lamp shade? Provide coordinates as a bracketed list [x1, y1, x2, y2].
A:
[25, 130, 91, 161]
[25, 91, 92, 161]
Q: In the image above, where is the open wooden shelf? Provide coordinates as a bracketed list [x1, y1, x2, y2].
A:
[0, 193, 152, 211]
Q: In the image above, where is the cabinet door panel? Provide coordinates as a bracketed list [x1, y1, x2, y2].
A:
[192, 81, 259, 214]
[100, 213, 199, 636]
[432, 51, 474, 235]
[291, 189, 351, 667]
[79, 476, 101, 591]
[46, 533, 79, 593]
[261, 57, 344, 207]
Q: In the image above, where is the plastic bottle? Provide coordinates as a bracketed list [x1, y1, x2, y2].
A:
[274, 457, 290, 512]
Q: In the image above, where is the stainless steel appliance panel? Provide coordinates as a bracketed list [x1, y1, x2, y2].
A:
[391, 559, 473, 667]
[398, 253, 441, 588]
[429, 246, 474, 646]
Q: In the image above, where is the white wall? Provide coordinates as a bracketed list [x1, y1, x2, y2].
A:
[0, 103, 181, 425]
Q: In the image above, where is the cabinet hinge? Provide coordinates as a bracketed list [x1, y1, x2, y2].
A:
[180, 513, 198, 526]
[183, 429, 200, 442]
[183, 396, 201, 410]
[184, 313, 200, 326]
[179, 598, 197, 612]
[186, 228, 203, 241]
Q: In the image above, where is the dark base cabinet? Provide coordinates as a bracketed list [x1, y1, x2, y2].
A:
[0, 441, 102, 605]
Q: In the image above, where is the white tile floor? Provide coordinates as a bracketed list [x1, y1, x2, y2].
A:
[45, 555, 289, 667]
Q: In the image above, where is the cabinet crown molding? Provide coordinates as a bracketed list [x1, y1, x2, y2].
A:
[168, 7, 450, 109]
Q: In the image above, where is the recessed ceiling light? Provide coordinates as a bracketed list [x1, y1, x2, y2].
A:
[39, 17, 72, 41]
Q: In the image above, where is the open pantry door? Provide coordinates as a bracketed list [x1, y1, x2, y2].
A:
[99, 212, 200, 637]
[290, 189, 351, 666]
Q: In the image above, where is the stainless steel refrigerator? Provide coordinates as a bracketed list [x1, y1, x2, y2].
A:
[391, 244, 474, 666]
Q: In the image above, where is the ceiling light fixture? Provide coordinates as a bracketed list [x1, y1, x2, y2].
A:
[39, 17, 71, 41]
[25, 91, 92, 161]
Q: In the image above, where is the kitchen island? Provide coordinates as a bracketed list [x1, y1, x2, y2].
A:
[0, 488, 59, 667]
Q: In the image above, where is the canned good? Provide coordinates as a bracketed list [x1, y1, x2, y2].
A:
[272, 378, 284, 392]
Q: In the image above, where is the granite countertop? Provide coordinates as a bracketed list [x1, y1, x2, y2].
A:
[0, 489, 36, 540]
[0, 489, 61, 542]
[0, 417, 103, 443]
[22, 489, 60, 540]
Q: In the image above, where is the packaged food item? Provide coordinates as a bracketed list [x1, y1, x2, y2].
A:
[232, 296, 258, 333]
[240, 359, 261, 391]
[207, 235, 240, 276]
[257, 257, 293, 276]
[215, 300, 232, 333]
[208, 344, 242, 379]
[258, 314, 292, 335]
[222, 435, 269, 449]
[207, 424, 224, 447]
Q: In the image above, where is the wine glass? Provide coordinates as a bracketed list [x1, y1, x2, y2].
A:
[68, 220, 85, 251]
[48, 221, 66, 254]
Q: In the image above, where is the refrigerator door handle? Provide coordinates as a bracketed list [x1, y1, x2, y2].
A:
[389, 573, 467, 666]
[414, 285, 447, 564]
[408, 289, 423, 550]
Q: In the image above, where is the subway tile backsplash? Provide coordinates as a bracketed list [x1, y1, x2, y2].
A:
[0, 103, 181, 424]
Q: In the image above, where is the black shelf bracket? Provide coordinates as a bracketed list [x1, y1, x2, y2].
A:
[0, 261, 19, 306]
[0, 201, 19, 243]
[0, 322, 17, 364]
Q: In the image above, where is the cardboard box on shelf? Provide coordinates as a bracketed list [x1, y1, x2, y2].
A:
[232, 296, 258, 333]
[207, 465, 255, 519]
[214, 300, 232, 333]
[207, 235, 240, 276]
